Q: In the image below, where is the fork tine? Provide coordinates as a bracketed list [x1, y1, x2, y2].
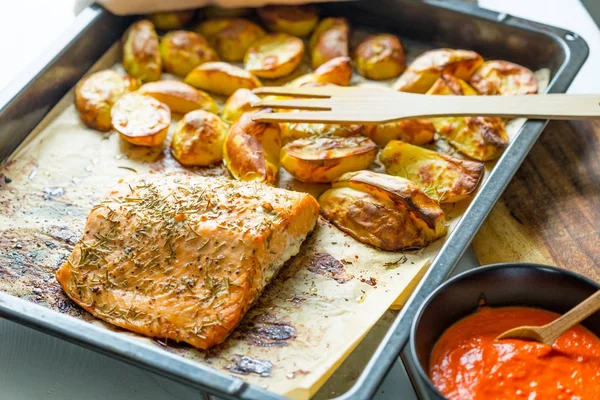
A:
[251, 98, 332, 110]
[252, 111, 359, 124]
[252, 86, 333, 97]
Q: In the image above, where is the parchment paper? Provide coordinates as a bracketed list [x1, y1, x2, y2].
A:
[0, 36, 549, 398]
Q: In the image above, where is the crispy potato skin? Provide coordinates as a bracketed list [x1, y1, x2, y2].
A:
[222, 88, 260, 123]
[392, 48, 483, 93]
[309, 18, 349, 69]
[380, 140, 484, 203]
[196, 18, 265, 61]
[288, 57, 352, 87]
[281, 136, 378, 183]
[223, 111, 281, 184]
[184, 62, 261, 96]
[280, 122, 362, 144]
[427, 75, 508, 161]
[159, 31, 219, 77]
[171, 110, 227, 166]
[363, 119, 435, 147]
[257, 5, 319, 36]
[75, 70, 139, 132]
[469, 60, 538, 95]
[319, 171, 447, 250]
[138, 80, 218, 114]
[122, 20, 162, 82]
[354, 34, 406, 80]
[244, 33, 305, 78]
[111, 93, 170, 147]
[147, 10, 195, 30]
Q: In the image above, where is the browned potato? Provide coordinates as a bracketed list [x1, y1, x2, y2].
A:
[223, 110, 281, 185]
[310, 17, 349, 69]
[244, 33, 305, 78]
[137, 80, 218, 114]
[289, 56, 352, 87]
[171, 110, 227, 166]
[319, 170, 447, 250]
[122, 20, 162, 82]
[354, 34, 406, 80]
[280, 122, 363, 144]
[469, 60, 538, 95]
[147, 10, 195, 30]
[427, 75, 508, 161]
[380, 140, 484, 203]
[392, 48, 483, 93]
[75, 70, 139, 132]
[159, 31, 219, 77]
[257, 5, 319, 36]
[221, 88, 260, 123]
[363, 119, 435, 147]
[280, 136, 377, 183]
[196, 18, 265, 61]
[184, 62, 261, 96]
[111, 93, 170, 147]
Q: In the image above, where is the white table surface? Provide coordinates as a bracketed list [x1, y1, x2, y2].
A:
[0, 1, 599, 399]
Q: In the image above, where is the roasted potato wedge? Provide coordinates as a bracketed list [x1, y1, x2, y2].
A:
[280, 122, 363, 144]
[392, 48, 483, 93]
[257, 5, 319, 36]
[138, 80, 218, 114]
[319, 170, 447, 250]
[147, 10, 195, 30]
[427, 75, 508, 161]
[363, 119, 435, 147]
[75, 70, 139, 132]
[469, 60, 538, 95]
[223, 110, 281, 185]
[159, 31, 219, 77]
[184, 62, 261, 96]
[196, 18, 265, 61]
[244, 33, 305, 78]
[171, 110, 227, 166]
[354, 34, 406, 80]
[289, 56, 352, 87]
[111, 93, 170, 147]
[222, 88, 260, 123]
[122, 20, 162, 82]
[280, 136, 377, 183]
[309, 18, 349, 69]
[380, 140, 484, 203]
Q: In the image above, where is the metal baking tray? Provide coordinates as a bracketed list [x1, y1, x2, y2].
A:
[0, 0, 588, 399]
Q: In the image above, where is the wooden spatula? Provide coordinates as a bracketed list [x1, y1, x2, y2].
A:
[496, 290, 600, 346]
[251, 86, 600, 124]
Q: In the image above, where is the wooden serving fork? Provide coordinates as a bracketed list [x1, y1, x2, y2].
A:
[251, 86, 600, 124]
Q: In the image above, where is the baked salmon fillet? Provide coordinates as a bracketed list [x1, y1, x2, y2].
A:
[56, 174, 319, 349]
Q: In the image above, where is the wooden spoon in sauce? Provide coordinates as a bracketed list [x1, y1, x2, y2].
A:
[497, 290, 600, 346]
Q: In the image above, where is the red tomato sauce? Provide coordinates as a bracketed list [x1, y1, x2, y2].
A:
[429, 306, 600, 399]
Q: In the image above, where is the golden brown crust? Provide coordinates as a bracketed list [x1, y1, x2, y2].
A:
[222, 88, 260, 123]
[171, 110, 227, 166]
[257, 5, 319, 36]
[110, 93, 170, 147]
[56, 174, 319, 349]
[74, 70, 139, 132]
[380, 140, 484, 203]
[147, 10, 196, 30]
[244, 33, 305, 79]
[469, 60, 538, 95]
[159, 30, 219, 77]
[184, 62, 262, 96]
[196, 18, 265, 62]
[354, 34, 406, 80]
[363, 119, 435, 147]
[280, 136, 378, 183]
[309, 17, 349, 69]
[138, 80, 218, 114]
[223, 111, 281, 185]
[319, 171, 446, 250]
[122, 20, 162, 82]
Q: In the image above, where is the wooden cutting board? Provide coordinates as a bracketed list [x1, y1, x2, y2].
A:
[472, 119, 600, 283]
